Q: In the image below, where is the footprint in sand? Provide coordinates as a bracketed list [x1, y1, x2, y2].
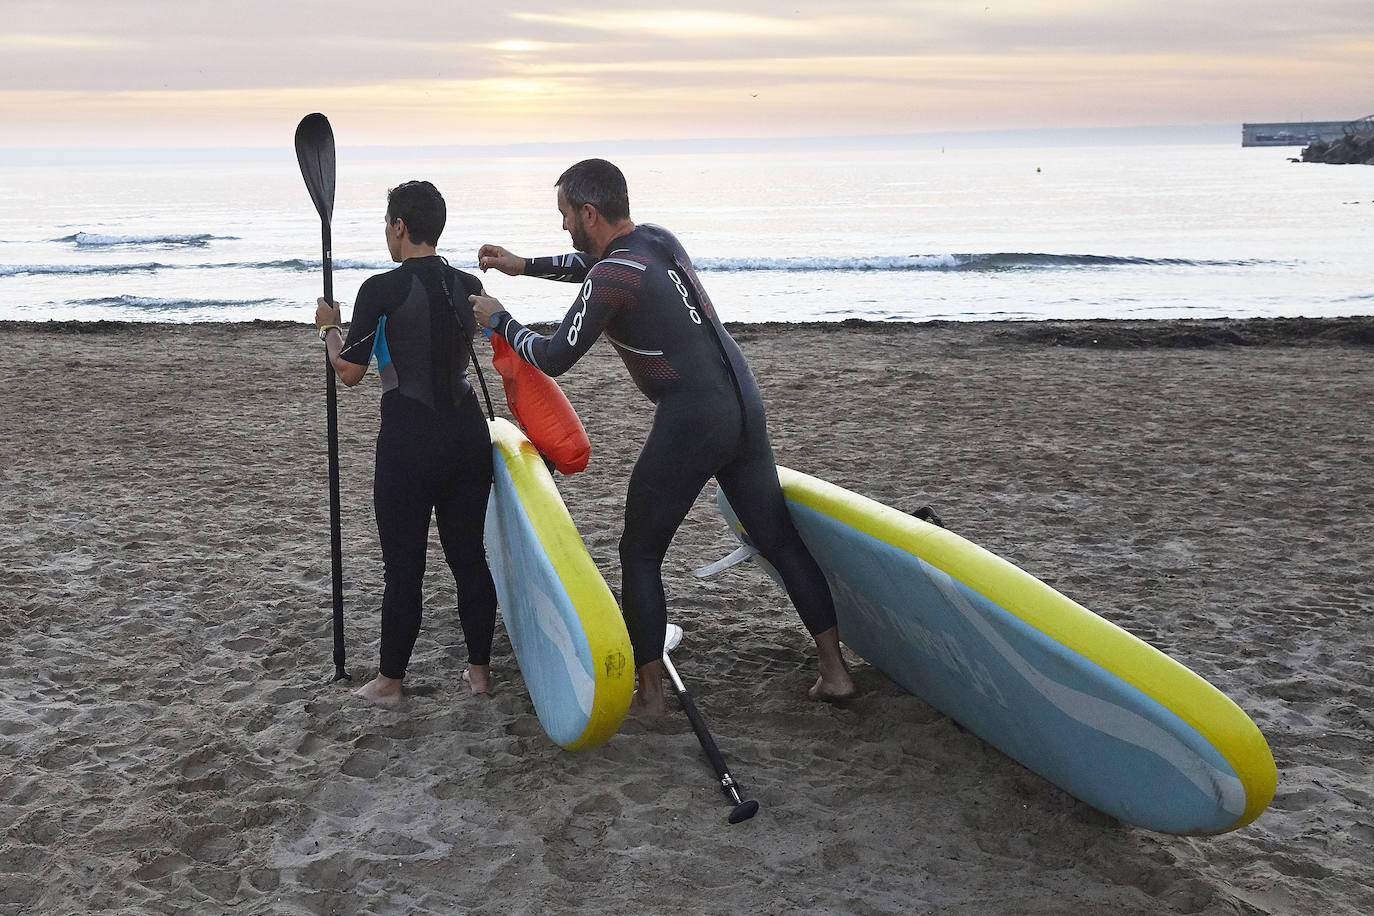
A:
[340, 750, 387, 778]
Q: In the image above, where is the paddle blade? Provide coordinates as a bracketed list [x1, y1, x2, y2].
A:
[294, 113, 336, 222]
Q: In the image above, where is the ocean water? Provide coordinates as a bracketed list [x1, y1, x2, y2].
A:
[1, 144, 1371, 324]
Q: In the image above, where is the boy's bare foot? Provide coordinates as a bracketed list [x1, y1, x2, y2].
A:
[463, 666, 492, 694]
[354, 674, 403, 705]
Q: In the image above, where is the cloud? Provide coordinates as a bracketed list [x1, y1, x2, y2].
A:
[5, 3, 1374, 85]
[0, 32, 140, 51]
[510, 9, 826, 39]
[1, 1, 1372, 146]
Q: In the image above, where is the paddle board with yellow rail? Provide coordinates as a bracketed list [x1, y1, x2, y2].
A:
[485, 417, 633, 750]
[711, 466, 1276, 835]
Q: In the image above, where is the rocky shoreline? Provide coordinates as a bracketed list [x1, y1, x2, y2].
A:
[1299, 132, 1374, 164]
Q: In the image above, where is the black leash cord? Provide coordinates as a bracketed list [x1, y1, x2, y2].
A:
[437, 259, 496, 422]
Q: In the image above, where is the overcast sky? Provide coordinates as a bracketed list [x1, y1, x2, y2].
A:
[1, 1, 1371, 149]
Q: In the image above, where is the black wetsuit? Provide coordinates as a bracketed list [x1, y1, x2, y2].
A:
[339, 256, 498, 679]
[490, 225, 836, 667]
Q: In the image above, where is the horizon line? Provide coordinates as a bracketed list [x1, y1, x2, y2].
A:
[0, 123, 1248, 165]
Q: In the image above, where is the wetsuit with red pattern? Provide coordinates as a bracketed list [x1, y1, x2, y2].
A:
[489, 224, 836, 668]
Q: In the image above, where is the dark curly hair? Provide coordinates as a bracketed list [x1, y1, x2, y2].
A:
[386, 180, 446, 246]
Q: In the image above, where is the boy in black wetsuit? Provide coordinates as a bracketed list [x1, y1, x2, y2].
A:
[470, 159, 854, 716]
[315, 180, 498, 705]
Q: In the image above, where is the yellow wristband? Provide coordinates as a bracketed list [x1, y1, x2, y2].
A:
[318, 324, 340, 341]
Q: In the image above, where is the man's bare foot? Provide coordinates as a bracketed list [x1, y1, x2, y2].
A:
[809, 627, 856, 702]
[354, 674, 403, 705]
[463, 666, 492, 694]
[628, 690, 668, 718]
[627, 660, 668, 718]
[808, 673, 857, 702]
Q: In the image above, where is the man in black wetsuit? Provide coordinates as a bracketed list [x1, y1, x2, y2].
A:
[470, 159, 854, 717]
[315, 180, 498, 705]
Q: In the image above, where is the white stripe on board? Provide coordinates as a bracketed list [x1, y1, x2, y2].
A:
[923, 562, 1246, 818]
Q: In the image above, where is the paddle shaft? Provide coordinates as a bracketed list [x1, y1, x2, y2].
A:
[661, 654, 758, 821]
[320, 226, 347, 681]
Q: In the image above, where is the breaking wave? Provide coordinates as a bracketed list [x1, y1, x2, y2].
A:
[692, 253, 1271, 272]
[73, 295, 277, 312]
[54, 232, 235, 248]
[1, 253, 1272, 279]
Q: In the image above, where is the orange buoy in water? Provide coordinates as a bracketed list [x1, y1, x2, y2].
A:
[489, 333, 590, 474]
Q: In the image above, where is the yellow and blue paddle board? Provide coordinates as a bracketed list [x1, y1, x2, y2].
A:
[717, 466, 1276, 834]
[485, 418, 633, 750]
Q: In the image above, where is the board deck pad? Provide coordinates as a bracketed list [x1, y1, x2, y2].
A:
[716, 466, 1275, 834]
[485, 418, 633, 749]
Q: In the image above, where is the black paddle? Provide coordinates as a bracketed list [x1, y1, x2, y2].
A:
[294, 112, 349, 683]
[663, 625, 759, 824]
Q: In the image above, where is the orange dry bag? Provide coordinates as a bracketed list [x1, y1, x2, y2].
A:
[489, 333, 590, 474]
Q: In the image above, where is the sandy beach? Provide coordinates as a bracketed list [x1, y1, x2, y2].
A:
[1, 316, 1371, 915]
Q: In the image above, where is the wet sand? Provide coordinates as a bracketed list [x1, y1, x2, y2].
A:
[1, 317, 1371, 915]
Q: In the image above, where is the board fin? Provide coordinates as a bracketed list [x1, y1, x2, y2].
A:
[912, 505, 946, 528]
[692, 543, 759, 578]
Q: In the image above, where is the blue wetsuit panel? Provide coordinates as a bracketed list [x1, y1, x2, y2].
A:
[371, 314, 391, 371]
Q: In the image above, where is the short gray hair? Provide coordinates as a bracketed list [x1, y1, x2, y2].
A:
[556, 159, 630, 222]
